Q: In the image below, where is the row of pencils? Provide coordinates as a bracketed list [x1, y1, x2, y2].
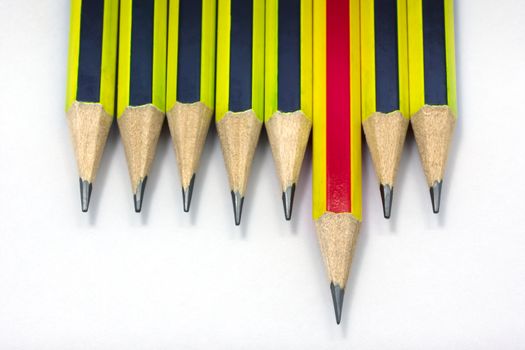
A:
[66, 0, 457, 324]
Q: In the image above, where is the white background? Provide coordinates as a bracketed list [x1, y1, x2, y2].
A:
[1, 0, 524, 349]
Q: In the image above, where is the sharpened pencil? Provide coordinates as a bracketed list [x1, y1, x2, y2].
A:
[313, 0, 362, 325]
[361, 0, 410, 218]
[216, 0, 265, 225]
[117, 0, 167, 212]
[166, 0, 216, 212]
[66, 0, 119, 212]
[265, 0, 312, 220]
[408, 0, 457, 213]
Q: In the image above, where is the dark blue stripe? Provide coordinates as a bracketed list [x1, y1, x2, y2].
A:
[176, 0, 202, 103]
[129, 0, 154, 106]
[277, 0, 301, 112]
[422, 0, 447, 105]
[228, 0, 253, 112]
[77, 0, 104, 102]
[374, 0, 399, 113]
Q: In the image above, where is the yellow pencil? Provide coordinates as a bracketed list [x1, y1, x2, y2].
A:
[361, 0, 410, 218]
[166, 0, 216, 212]
[66, 0, 119, 212]
[313, 0, 361, 324]
[408, 0, 457, 213]
[117, 0, 167, 212]
[216, 0, 265, 225]
[265, 0, 312, 220]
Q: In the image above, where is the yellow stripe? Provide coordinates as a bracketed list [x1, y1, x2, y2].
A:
[200, 0, 217, 110]
[397, 0, 410, 118]
[300, 0, 313, 120]
[117, 0, 132, 117]
[444, 0, 457, 116]
[252, 0, 265, 121]
[166, 0, 180, 112]
[66, 0, 82, 112]
[152, 0, 167, 112]
[407, 0, 424, 117]
[215, 0, 231, 122]
[264, 0, 278, 121]
[312, 0, 326, 220]
[99, 0, 119, 115]
[360, 0, 375, 122]
[350, 0, 361, 221]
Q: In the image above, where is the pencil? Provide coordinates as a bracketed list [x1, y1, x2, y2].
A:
[216, 0, 265, 225]
[66, 0, 119, 212]
[265, 0, 312, 220]
[407, 0, 456, 213]
[313, 0, 361, 324]
[166, 0, 216, 212]
[117, 0, 167, 212]
[361, 0, 409, 218]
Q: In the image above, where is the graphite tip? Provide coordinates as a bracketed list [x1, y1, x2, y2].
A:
[230, 191, 244, 226]
[330, 282, 345, 325]
[79, 178, 92, 212]
[282, 184, 296, 221]
[430, 180, 443, 214]
[380, 184, 394, 219]
[182, 174, 196, 213]
[134, 177, 148, 213]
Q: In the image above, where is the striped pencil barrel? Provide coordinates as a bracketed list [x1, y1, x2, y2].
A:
[216, 0, 265, 225]
[361, 0, 409, 218]
[166, 0, 216, 212]
[66, 0, 119, 212]
[117, 0, 168, 212]
[313, 0, 361, 325]
[265, 0, 312, 220]
[408, 0, 457, 213]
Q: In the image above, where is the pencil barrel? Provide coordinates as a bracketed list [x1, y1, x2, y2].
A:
[216, 0, 265, 121]
[117, 0, 167, 116]
[312, 0, 361, 221]
[361, 0, 409, 120]
[407, 0, 456, 116]
[66, 0, 119, 115]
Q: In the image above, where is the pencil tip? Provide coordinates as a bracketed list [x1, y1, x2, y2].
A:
[231, 191, 244, 226]
[282, 184, 296, 221]
[380, 184, 393, 219]
[182, 174, 196, 213]
[430, 181, 442, 214]
[134, 177, 148, 213]
[330, 282, 344, 325]
[79, 178, 92, 212]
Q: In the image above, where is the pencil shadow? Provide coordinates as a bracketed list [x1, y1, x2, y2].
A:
[291, 135, 312, 235]
[140, 119, 171, 225]
[88, 121, 119, 226]
[437, 7, 463, 227]
[388, 125, 415, 232]
[188, 120, 218, 225]
[437, 112, 461, 227]
[341, 216, 369, 335]
[237, 125, 270, 239]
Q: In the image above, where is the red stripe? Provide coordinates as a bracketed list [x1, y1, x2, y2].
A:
[326, 0, 351, 213]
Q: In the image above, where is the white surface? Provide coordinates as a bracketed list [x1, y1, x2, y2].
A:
[0, 0, 525, 348]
